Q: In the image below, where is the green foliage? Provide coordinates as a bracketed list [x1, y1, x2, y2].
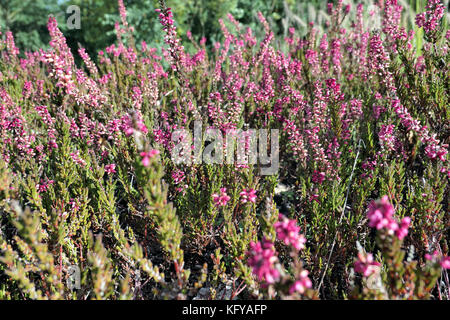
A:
[0, 0, 59, 51]
[0, 0, 449, 300]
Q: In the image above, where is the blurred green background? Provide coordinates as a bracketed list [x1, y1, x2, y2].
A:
[0, 0, 449, 59]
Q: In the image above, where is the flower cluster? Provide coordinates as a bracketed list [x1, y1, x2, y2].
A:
[247, 238, 280, 284]
[274, 214, 306, 251]
[393, 99, 448, 162]
[0, 0, 449, 301]
[415, 0, 445, 34]
[247, 216, 311, 294]
[140, 149, 160, 167]
[239, 188, 257, 204]
[441, 257, 450, 269]
[212, 187, 231, 207]
[104, 164, 116, 175]
[367, 196, 411, 240]
[425, 251, 450, 270]
[289, 270, 312, 294]
[354, 252, 381, 277]
[155, 4, 186, 71]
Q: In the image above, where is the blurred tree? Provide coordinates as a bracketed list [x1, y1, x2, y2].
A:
[101, 0, 164, 50]
[0, 0, 59, 52]
[100, 0, 288, 50]
[3, 0, 439, 61]
[0, 0, 324, 57]
[58, 0, 118, 59]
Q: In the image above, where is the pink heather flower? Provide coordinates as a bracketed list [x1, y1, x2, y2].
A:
[68, 198, 80, 211]
[312, 170, 326, 184]
[156, 5, 186, 71]
[368, 33, 396, 93]
[305, 49, 319, 75]
[104, 164, 116, 174]
[240, 188, 257, 204]
[78, 47, 98, 75]
[36, 179, 54, 193]
[415, 13, 426, 29]
[247, 238, 280, 284]
[47, 17, 74, 66]
[70, 151, 87, 167]
[212, 188, 231, 207]
[425, 252, 450, 270]
[330, 38, 342, 75]
[344, 4, 351, 14]
[289, 270, 312, 294]
[367, 196, 411, 240]
[425, 250, 439, 261]
[415, 55, 426, 73]
[367, 195, 396, 230]
[415, 0, 445, 34]
[440, 256, 450, 269]
[382, 0, 403, 40]
[392, 99, 448, 162]
[319, 34, 329, 73]
[379, 124, 396, 152]
[125, 127, 134, 136]
[354, 252, 381, 277]
[171, 169, 185, 184]
[327, 3, 334, 15]
[5, 31, 19, 58]
[396, 216, 411, 240]
[117, 0, 129, 28]
[274, 215, 306, 251]
[140, 149, 160, 167]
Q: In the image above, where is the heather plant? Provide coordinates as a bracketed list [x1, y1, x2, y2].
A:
[0, 0, 449, 300]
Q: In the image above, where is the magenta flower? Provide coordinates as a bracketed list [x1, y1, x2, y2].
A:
[393, 100, 448, 162]
[440, 256, 450, 269]
[171, 169, 185, 184]
[395, 217, 411, 240]
[378, 124, 396, 152]
[5, 31, 19, 57]
[68, 198, 80, 211]
[104, 164, 116, 174]
[415, 0, 445, 34]
[354, 252, 381, 277]
[312, 170, 326, 184]
[117, 0, 129, 28]
[274, 215, 306, 251]
[289, 270, 312, 294]
[155, 5, 186, 71]
[212, 188, 231, 207]
[367, 196, 411, 240]
[367, 196, 395, 230]
[70, 151, 87, 167]
[247, 238, 280, 284]
[240, 188, 257, 204]
[425, 250, 439, 261]
[425, 252, 450, 270]
[140, 149, 160, 167]
[36, 179, 54, 193]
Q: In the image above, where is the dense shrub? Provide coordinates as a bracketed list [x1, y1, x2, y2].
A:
[0, 0, 449, 299]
